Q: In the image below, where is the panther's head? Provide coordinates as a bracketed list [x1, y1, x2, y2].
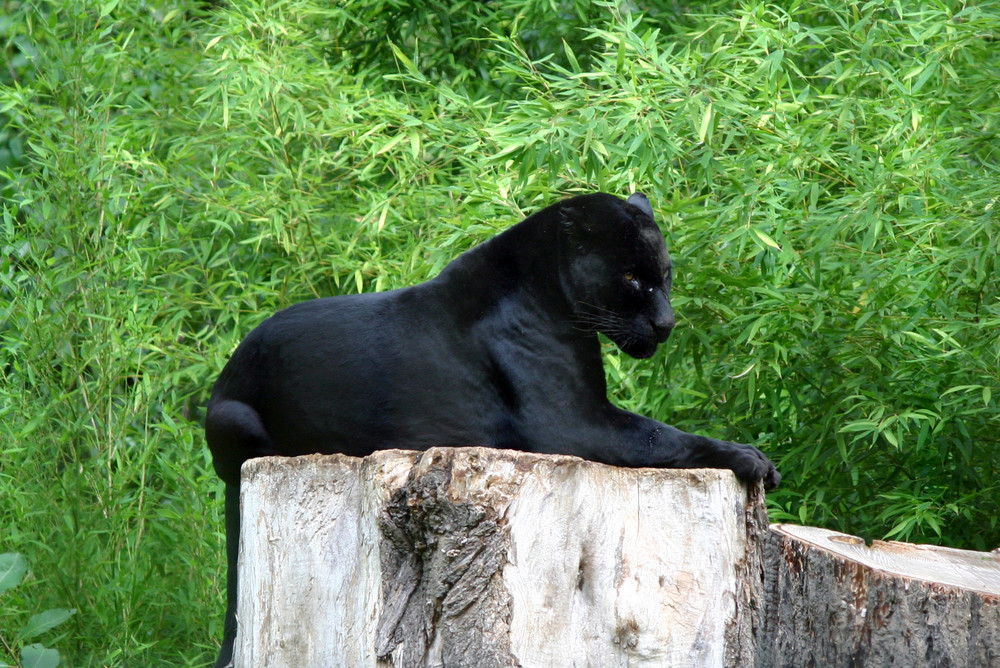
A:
[558, 192, 675, 359]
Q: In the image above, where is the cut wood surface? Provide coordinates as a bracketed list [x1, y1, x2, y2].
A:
[774, 524, 1000, 595]
[233, 447, 767, 668]
[760, 523, 1000, 668]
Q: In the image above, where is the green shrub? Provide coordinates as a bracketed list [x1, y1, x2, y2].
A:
[0, 552, 75, 668]
[1, 0, 997, 663]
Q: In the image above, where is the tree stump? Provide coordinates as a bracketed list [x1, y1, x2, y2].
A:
[759, 523, 1000, 667]
[234, 447, 768, 667]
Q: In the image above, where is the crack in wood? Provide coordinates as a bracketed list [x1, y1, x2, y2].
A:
[375, 454, 518, 668]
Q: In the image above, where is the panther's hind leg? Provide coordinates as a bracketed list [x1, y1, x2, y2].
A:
[213, 482, 240, 668]
[204, 399, 275, 667]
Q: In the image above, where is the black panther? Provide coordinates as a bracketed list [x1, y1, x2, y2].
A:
[205, 191, 779, 666]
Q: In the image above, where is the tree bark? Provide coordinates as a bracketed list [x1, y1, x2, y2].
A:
[234, 447, 768, 667]
[759, 523, 1000, 668]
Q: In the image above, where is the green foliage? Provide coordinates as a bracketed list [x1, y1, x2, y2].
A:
[0, 553, 75, 667]
[0, 1, 36, 200]
[0, 0, 997, 663]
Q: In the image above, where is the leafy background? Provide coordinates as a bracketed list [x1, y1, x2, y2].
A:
[1, 0, 997, 664]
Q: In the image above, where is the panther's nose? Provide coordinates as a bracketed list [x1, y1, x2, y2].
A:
[652, 294, 675, 342]
[653, 314, 674, 342]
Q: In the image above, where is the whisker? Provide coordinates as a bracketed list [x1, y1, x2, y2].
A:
[576, 301, 620, 316]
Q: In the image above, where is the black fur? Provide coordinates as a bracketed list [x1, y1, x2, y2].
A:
[205, 192, 778, 666]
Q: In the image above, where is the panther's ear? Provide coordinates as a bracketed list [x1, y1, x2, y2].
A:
[626, 192, 655, 220]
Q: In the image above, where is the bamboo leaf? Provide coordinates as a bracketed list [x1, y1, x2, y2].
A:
[751, 228, 781, 250]
[388, 41, 418, 75]
[698, 102, 713, 144]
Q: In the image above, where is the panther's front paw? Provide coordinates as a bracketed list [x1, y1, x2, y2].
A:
[731, 444, 780, 490]
[761, 459, 780, 490]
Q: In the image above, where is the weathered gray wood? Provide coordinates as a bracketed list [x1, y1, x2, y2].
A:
[234, 447, 767, 667]
[759, 523, 1000, 668]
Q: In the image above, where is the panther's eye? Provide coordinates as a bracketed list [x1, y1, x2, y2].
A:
[624, 272, 640, 289]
